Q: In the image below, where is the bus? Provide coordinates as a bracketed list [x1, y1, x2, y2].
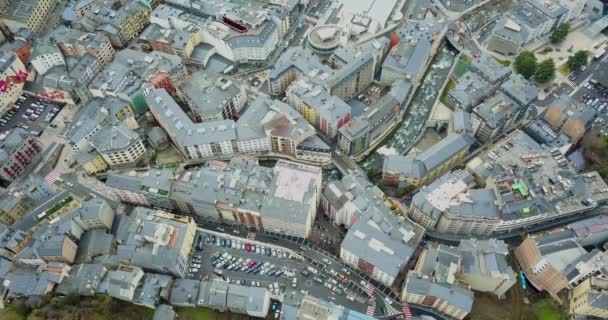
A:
[37, 211, 48, 220]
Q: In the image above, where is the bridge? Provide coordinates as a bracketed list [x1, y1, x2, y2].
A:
[331, 152, 366, 176]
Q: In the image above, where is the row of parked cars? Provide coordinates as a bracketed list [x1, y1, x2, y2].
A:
[211, 251, 289, 278]
[206, 234, 291, 259]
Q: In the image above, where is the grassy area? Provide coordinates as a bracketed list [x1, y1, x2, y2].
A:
[453, 59, 469, 78]
[176, 307, 220, 320]
[440, 79, 456, 104]
[46, 196, 74, 215]
[533, 300, 566, 320]
[494, 58, 512, 67]
[557, 64, 570, 76]
[463, 54, 472, 64]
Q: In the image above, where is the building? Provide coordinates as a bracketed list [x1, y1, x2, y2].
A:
[322, 173, 385, 228]
[542, 94, 596, 144]
[197, 279, 271, 318]
[500, 73, 538, 108]
[294, 295, 376, 320]
[89, 49, 187, 113]
[73, 198, 115, 230]
[567, 215, 608, 248]
[337, 79, 411, 156]
[382, 134, 472, 187]
[0, 190, 34, 225]
[68, 97, 135, 152]
[286, 79, 351, 139]
[469, 53, 512, 85]
[147, 127, 170, 151]
[445, 72, 494, 110]
[306, 25, 343, 56]
[515, 232, 608, 303]
[269, 40, 385, 101]
[570, 275, 608, 318]
[133, 273, 173, 309]
[50, 26, 115, 66]
[409, 170, 501, 236]
[0, 128, 43, 183]
[146, 87, 318, 163]
[75, 0, 151, 48]
[108, 159, 322, 238]
[75, 150, 109, 175]
[487, 16, 532, 56]
[0, 0, 57, 33]
[402, 272, 474, 320]
[139, 21, 203, 59]
[106, 168, 175, 211]
[91, 124, 147, 166]
[465, 130, 608, 234]
[36, 235, 78, 264]
[182, 71, 247, 122]
[113, 208, 196, 278]
[457, 238, 517, 297]
[471, 92, 522, 143]
[105, 264, 145, 302]
[335, 0, 401, 34]
[380, 21, 437, 86]
[56, 263, 108, 296]
[0, 50, 26, 116]
[340, 204, 422, 286]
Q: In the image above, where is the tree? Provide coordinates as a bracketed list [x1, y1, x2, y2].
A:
[535, 59, 556, 83]
[514, 51, 537, 79]
[64, 292, 81, 306]
[567, 50, 589, 72]
[550, 22, 571, 44]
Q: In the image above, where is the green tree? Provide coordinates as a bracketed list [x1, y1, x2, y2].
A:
[64, 292, 81, 306]
[567, 50, 589, 72]
[550, 22, 570, 44]
[12, 300, 31, 316]
[535, 59, 556, 83]
[514, 51, 537, 79]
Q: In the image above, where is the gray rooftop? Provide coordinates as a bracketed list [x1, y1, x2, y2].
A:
[404, 273, 474, 312]
[383, 134, 472, 179]
[500, 73, 538, 107]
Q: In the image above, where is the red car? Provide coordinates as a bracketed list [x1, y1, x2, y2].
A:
[245, 243, 252, 252]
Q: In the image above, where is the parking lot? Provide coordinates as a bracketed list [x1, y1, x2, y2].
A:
[573, 78, 608, 115]
[187, 229, 380, 317]
[0, 93, 64, 136]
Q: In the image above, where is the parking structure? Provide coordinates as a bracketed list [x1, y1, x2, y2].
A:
[0, 93, 64, 136]
[186, 229, 378, 317]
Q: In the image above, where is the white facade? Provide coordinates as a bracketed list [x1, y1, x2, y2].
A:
[31, 50, 65, 76]
[100, 139, 147, 166]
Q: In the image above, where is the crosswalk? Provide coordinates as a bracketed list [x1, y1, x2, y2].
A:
[402, 305, 413, 319]
[366, 304, 376, 316]
[44, 170, 62, 185]
[365, 283, 375, 296]
[386, 304, 401, 316]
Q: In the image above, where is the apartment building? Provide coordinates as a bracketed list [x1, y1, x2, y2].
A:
[0, 50, 26, 116]
[182, 71, 247, 122]
[340, 206, 422, 286]
[286, 79, 351, 139]
[409, 170, 501, 236]
[0, 0, 57, 33]
[0, 128, 43, 183]
[76, 0, 151, 48]
[37, 235, 78, 264]
[515, 233, 608, 303]
[570, 276, 608, 318]
[89, 49, 187, 112]
[402, 272, 473, 320]
[382, 134, 472, 187]
[51, 26, 115, 66]
[337, 80, 411, 156]
[75, 151, 110, 175]
[322, 173, 386, 228]
[91, 124, 147, 166]
[542, 94, 596, 144]
[0, 191, 33, 225]
[471, 92, 522, 143]
[114, 208, 196, 278]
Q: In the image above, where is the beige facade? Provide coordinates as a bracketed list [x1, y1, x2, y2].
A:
[82, 153, 109, 175]
[0, 50, 26, 116]
[570, 276, 608, 318]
